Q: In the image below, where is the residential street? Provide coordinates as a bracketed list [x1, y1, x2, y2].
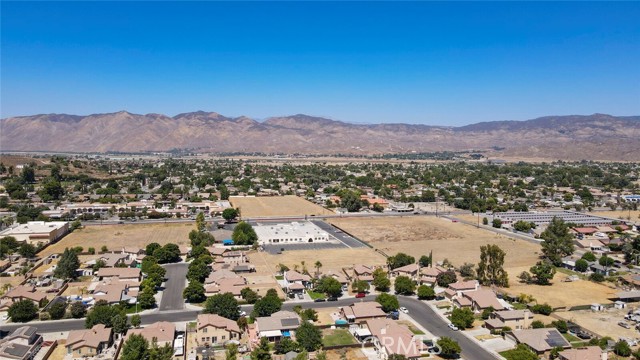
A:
[159, 263, 189, 311]
[2, 295, 499, 360]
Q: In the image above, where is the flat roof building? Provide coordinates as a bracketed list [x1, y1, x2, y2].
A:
[0, 221, 69, 246]
[253, 221, 331, 245]
[493, 211, 619, 227]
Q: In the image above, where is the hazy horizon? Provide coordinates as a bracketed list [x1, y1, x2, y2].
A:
[2, 2, 639, 125]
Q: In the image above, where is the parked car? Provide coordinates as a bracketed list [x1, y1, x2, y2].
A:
[327, 297, 338, 301]
[314, 298, 326, 302]
[355, 292, 366, 298]
[448, 323, 459, 331]
[618, 321, 631, 329]
[238, 310, 247, 317]
[297, 293, 304, 300]
[577, 331, 592, 339]
[399, 307, 409, 314]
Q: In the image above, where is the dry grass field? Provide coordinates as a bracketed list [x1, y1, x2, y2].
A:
[229, 195, 334, 218]
[38, 223, 194, 257]
[258, 247, 386, 276]
[592, 210, 640, 222]
[505, 266, 618, 308]
[328, 216, 540, 270]
[556, 307, 638, 339]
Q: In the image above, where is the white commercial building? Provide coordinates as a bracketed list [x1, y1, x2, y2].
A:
[0, 221, 69, 246]
[253, 221, 331, 245]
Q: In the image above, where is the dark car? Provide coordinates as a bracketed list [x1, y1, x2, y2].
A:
[314, 298, 326, 302]
[577, 331, 592, 339]
[327, 297, 338, 302]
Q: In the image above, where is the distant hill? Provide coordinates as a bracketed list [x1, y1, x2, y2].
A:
[1, 112, 638, 160]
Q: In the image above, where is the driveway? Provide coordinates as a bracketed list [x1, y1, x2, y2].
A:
[159, 263, 188, 311]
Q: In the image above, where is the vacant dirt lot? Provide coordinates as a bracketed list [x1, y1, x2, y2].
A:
[592, 210, 640, 222]
[258, 247, 385, 276]
[556, 306, 638, 340]
[229, 195, 334, 218]
[329, 216, 540, 271]
[505, 267, 618, 308]
[38, 223, 194, 257]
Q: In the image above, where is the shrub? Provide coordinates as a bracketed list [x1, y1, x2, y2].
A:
[531, 303, 553, 315]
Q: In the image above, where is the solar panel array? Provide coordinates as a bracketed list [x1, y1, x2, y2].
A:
[546, 331, 568, 347]
[281, 318, 300, 327]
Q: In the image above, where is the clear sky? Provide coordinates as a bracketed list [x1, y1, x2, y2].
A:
[1, 1, 639, 125]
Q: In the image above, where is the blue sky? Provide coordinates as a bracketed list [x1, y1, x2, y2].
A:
[1, 1, 639, 125]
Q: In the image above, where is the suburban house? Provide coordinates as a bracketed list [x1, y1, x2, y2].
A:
[365, 318, 422, 360]
[454, 289, 504, 312]
[353, 265, 375, 283]
[341, 301, 387, 324]
[254, 311, 301, 342]
[96, 267, 141, 282]
[65, 324, 113, 359]
[220, 250, 247, 264]
[204, 278, 245, 299]
[484, 310, 533, 331]
[507, 328, 571, 355]
[445, 280, 479, 300]
[91, 281, 137, 304]
[196, 314, 242, 346]
[558, 346, 607, 360]
[1, 286, 48, 307]
[284, 270, 312, 293]
[325, 271, 349, 291]
[420, 266, 446, 286]
[0, 326, 43, 360]
[126, 322, 175, 347]
[390, 264, 419, 279]
[575, 239, 605, 251]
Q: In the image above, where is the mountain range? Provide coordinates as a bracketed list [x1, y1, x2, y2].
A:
[1, 112, 639, 161]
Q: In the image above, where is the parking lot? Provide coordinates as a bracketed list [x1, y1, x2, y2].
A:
[310, 220, 369, 248]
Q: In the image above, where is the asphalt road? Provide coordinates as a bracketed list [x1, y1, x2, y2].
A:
[159, 263, 189, 311]
[2, 295, 498, 360]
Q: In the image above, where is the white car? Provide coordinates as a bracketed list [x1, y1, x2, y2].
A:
[399, 307, 409, 314]
[239, 310, 247, 317]
[448, 323, 459, 331]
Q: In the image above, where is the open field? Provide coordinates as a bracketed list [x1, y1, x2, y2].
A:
[505, 265, 618, 308]
[258, 247, 386, 276]
[556, 306, 639, 340]
[325, 348, 368, 360]
[329, 216, 540, 271]
[592, 210, 640, 222]
[38, 223, 194, 257]
[229, 195, 334, 218]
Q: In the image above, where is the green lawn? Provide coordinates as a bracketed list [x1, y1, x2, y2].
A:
[275, 275, 284, 280]
[563, 333, 581, 342]
[306, 290, 325, 300]
[322, 329, 357, 347]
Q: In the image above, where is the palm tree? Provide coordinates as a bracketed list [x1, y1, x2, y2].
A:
[315, 261, 323, 277]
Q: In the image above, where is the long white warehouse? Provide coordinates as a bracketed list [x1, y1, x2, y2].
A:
[253, 221, 331, 245]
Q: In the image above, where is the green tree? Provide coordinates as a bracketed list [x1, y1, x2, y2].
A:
[187, 259, 211, 283]
[531, 303, 553, 315]
[250, 337, 272, 360]
[351, 280, 370, 293]
[575, 258, 589, 272]
[112, 312, 129, 334]
[131, 314, 142, 328]
[372, 268, 391, 292]
[39, 177, 65, 201]
[501, 344, 538, 360]
[54, 247, 80, 279]
[120, 334, 149, 360]
[531, 320, 545, 329]
[8, 300, 38, 322]
[581, 251, 597, 262]
[437, 337, 461, 358]
[154, 243, 181, 264]
[274, 337, 299, 354]
[315, 276, 342, 297]
[476, 244, 509, 287]
[183, 281, 206, 303]
[226, 343, 239, 360]
[614, 340, 632, 357]
[48, 302, 67, 320]
[492, 218, 502, 228]
[529, 261, 556, 285]
[417, 285, 436, 300]
[436, 271, 457, 287]
[551, 320, 568, 333]
[252, 289, 282, 318]
[540, 217, 575, 266]
[240, 287, 260, 304]
[85, 301, 125, 328]
[340, 190, 363, 212]
[18, 243, 36, 258]
[222, 208, 239, 222]
[599, 255, 615, 267]
[204, 293, 240, 320]
[232, 221, 258, 245]
[419, 253, 433, 267]
[138, 287, 157, 309]
[376, 293, 399, 312]
[296, 321, 323, 352]
[70, 302, 87, 318]
[394, 276, 416, 295]
[387, 253, 415, 270]
[146, 243, 161, 256]
[196, 212, 206, 231]
[450, 308, 475, 329]
[149, 342, 173, 360]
